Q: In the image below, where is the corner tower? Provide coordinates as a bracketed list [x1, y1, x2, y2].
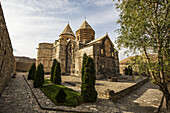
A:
[59, 23, 75, 40]
[76, 20, 95, 44]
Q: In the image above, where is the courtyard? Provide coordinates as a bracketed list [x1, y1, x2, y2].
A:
[0, 72, 163, 113]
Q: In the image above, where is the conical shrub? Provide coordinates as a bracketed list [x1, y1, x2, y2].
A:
[33, 63, 44, 88]
[81, 56, 97, 102]
[51, 59, 57, 83]
[27, 63, 36, 80]
[55, 88, 67, 103]
[53, 62, 61, 84]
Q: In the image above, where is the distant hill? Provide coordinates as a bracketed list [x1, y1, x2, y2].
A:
[15, 56, 36, 72]
[120, 54, 158, 65]
[15, 56, 36, 63]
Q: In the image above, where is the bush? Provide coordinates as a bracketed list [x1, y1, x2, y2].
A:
[55, 88, 67, 103]
[81, 53, 88, 81]
[53, 62, 61, 84]
[124, 67, 128, 75]
[27, 63, 36, 80]
[51, 59, 57, 83]
[33, 63, 44, 88]
[81, 55, 97, 102]
[128, 65, 133, 76]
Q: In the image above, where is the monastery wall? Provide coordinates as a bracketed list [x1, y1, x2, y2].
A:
[36, 43, 53, 73]
[0, 4, 15, 95]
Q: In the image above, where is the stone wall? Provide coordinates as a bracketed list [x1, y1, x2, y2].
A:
[36, 43, 53, 73]
[0, 3, 15, 95]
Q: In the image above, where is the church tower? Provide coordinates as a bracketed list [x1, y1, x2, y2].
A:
[76, 20, 95, 44]
[59, 23, 75, 40]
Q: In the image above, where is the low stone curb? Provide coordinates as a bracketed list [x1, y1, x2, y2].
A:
[23, 75, 93, 113]
[110, 77, 149, 101]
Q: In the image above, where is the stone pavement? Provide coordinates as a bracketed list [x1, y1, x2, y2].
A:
[114, 80, 163, 113]
[0, 72, 58, 113]
[0, 72, 163, 113]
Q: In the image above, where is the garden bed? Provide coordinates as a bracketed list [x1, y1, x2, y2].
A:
[40, 79, 81, 107]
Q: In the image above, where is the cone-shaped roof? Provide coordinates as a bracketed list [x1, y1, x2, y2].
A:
[79, 20, 93, 30]
[60, 24, 75, 36]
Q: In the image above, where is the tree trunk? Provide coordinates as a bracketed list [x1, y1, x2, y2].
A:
[160, 84, 170, 110]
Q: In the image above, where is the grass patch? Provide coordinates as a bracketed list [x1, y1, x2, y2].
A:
[40, 79, 81, 107]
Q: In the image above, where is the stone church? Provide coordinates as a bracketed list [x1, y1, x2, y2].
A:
[36, 20, 119, 79]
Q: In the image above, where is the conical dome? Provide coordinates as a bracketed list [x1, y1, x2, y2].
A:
[76, 20, 95, 44]
[79, 20, 93, 30]
[60, 24, 75, 36]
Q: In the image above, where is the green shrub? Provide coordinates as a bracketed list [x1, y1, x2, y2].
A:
[124, 67, 128, 75]
[51, 59, 57, 83]
[81, 53, 88, 81]
[128, 65, 133, 76]
[33, 63, 44, 88]
[27, 63, 36, 80]
[53, 62, 61, 84]
[81, 55, 97, 103]
[55, 88, 67, 103]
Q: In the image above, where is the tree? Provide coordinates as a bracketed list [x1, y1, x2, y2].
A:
[124, 67, 128, 75]
[27, 63, 36, 80]
[115, 0, 170, 110]
[81, 56, 97, 102]
[128, 65, 133, 76]
[53, 61, 61, 84]
[55, 88, 67, 103]
[33, 63, 44, 88]
[81, 53, 88, 81]
[51, 59, 57, 83]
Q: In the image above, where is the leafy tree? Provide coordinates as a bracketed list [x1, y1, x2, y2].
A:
[124, 67, 128, 75]
[128, 65, 133, 76]
[81, 53, 88, 82]
[81, 55, 97, 102]
[27, 63, 36, 80]
[33, 63, 44, 88]
[115, 0, 170, 109]
[55, 88, 67, 103]
[51, 59, 57, 83]
[53, 61, 61, 84]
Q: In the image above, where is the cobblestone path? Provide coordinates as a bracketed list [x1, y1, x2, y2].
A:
[0, 73, 58, 113]
[115, 80, 163, 113]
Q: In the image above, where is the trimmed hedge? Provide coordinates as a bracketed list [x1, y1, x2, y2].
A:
[51, 59, 57, 83]
[27, 63, 36, 80]
[33, 63, 44, 88]
[55, 88, 67, 103]
[81, 55, 97, 102]
[53, 61, 61, 84]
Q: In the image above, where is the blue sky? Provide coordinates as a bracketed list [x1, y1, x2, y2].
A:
[1, 0, 128, 60]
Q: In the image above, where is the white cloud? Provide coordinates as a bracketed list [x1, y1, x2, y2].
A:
[1, 0, 127, 60]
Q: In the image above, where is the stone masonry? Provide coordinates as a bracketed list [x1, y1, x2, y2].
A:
[36, 21, 119, 79]
[0, 2, 15, 96]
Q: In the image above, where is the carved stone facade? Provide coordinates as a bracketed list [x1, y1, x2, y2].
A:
[37, 20, 119, 79]
[0, 3, 15, 95]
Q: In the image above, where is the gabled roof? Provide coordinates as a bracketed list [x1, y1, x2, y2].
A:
[79, 20, 93, 30]
[60, 24, 75, 36]
[87, 34, 115, 48]
[87, 34, 107, 45]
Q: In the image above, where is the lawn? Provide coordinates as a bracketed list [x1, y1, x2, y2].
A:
[40, 79, 81, 107]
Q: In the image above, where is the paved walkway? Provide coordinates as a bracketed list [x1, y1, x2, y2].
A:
[0, 72, 163, 113]
[114, 80, 163, 113]
[0, 73, 57, 113]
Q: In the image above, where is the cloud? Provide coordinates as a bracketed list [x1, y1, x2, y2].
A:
[1, 0, 126, 60]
